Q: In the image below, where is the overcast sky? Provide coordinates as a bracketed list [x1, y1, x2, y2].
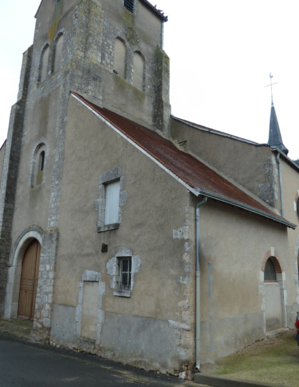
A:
[1, 0, 299, 159]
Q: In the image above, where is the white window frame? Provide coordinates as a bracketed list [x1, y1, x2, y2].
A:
[96, 167, 127, 233]
[104, 180, 121, 226]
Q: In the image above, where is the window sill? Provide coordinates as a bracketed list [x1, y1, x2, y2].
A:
[97, 223, 120, 233]
[113, 289, 131, 298]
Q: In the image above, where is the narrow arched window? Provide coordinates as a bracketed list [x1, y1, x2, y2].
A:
[40, 45, 50, 83]
[133, 52, 145, 91]
[30, 143, 47, 188]
[113, 38, 126, 79]
[53, 34, 64, 73]
[264, 258, 277, 281]
[39, 151, 45, 172]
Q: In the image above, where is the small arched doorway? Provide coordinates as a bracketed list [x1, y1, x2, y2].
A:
[263, 255, 284, 332]
[18, 240, 41, 320]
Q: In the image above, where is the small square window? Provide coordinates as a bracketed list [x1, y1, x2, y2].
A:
[124, 0, 134, 13]
[117, 258, 132, 291]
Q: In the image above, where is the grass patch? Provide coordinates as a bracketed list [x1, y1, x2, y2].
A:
[210, 331, 299, 386]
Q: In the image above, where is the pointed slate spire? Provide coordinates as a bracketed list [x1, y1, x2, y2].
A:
[268, 101, 289, 155]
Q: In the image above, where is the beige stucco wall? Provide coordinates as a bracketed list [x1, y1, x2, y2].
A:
[50, 96, 297, 370]
[280, 158, 299, 313]
[195, 198, 292, 362]
[51, 96, 193, 373]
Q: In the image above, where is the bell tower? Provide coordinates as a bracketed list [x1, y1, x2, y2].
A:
[0, 0, 170, 323]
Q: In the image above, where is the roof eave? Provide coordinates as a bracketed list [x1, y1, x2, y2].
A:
[172, 116, 260, 146]
[270, 147, 299, 172]
[140, 0, 168, 21]
[0, 139, 6, 151]
[35, 0, 43, 18]
[194, 189, 296, 229]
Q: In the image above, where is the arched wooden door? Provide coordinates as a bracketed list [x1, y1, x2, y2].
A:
[18, 240, 41, 320]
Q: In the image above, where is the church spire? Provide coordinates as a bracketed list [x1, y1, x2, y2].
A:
[266, 74, 289, 155]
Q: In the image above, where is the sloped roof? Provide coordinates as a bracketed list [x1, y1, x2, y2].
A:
[71, 92, 296, 229]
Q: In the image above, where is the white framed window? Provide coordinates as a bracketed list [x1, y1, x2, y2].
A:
[105, 180, 120, 225]
[96, 167, 127, 233]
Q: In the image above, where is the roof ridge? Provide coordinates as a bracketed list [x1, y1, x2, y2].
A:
[172, 116, 260, 145]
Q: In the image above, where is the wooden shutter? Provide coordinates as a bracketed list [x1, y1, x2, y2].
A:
[18, 240, 41, 320]
[105, 180, 120, 225]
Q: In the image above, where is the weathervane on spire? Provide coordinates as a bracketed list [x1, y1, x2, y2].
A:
[265, 73, 278, 105]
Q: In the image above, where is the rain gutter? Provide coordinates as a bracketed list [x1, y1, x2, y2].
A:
[193, 189, 296, 229]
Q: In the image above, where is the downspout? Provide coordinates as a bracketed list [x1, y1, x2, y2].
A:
[195, 196, 208, 372]
[276, 153, 284, 217]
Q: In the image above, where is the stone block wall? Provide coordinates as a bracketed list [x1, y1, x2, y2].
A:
[0, 46, 33, 315]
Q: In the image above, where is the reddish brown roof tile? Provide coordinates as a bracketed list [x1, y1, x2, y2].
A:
[72, 92, 296, 229]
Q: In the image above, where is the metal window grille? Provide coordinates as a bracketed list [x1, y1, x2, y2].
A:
[117, 258, 132, 290]
[124, 0, 134, 13]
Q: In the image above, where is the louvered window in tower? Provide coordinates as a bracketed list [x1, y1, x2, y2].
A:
[124, 0, 134, 13]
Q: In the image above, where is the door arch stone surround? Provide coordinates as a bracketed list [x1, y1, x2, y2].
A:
[260, 248, 287, 333]
[4, 226, 43, 319]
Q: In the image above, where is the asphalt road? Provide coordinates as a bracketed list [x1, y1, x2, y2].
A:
[0, 337, 198, 387]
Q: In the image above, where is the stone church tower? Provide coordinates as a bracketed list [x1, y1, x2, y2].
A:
[0, 0, 169, 324]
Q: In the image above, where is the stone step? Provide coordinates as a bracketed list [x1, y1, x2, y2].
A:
[0, 318, 33, 341]
[266, 327, 289, 339]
